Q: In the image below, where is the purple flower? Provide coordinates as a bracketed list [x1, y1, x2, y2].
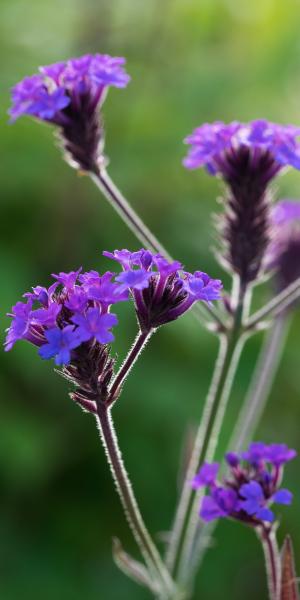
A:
[267, 444, 297, 465]
[242, 442, 269, 465]
[272, 489, 293, 505]
[71, 308, 118, 344]
[183, 120, 300, 175]
[9, 54, 130, 171]
[103, 248, 222, 331]
[183, 121, 300, 285]
[195, 441, 295, 527]
[200, 488, 239, 522]
[5, 265, 127, 365]
[240, 482, 274, 522]
[266, 200, 300, 291]
[225, 452, 240, 467]
[115, 269, 153, 291]
[242, 442, 297, 466]
[52, 269, 82, 290]
[192, 462, 219, 488]
[271, 200, 300, 225]
[39, 325, 81, 365]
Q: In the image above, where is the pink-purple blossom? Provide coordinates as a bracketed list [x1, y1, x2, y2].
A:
[193, 441, 296, 525]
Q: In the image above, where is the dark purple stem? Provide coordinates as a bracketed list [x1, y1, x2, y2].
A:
[107, 329, 153, 406]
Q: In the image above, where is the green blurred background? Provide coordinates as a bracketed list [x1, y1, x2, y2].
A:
[1, 0, 300, 598]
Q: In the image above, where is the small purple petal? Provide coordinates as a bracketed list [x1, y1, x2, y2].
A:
[115, 269, 152, 291]
[255, 507, 275, 523]
[72, 308, 118, 344]
[38, 325, 81, 365]
[191, 462, 219, 488]
[273, 489, 293, 505]
[200, 495, 226, 522]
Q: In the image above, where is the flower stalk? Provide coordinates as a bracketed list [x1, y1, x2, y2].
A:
[96, 402, 175, 599]
[90, 168, 226, 331]
[259, 527, 281, 600]
[107, 329, 153, 406]
[166, 279, 250, 586]
[246, 277, 300, 329]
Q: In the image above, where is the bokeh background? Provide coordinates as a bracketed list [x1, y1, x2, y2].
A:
[1, 0, 300, 598]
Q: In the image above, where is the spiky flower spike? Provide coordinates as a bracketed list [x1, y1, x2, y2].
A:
[9, 54, 130, 171]
[4, 268, 131, 412]
[267, 200, 300, 291]
[192, 442, 296, 525]
[103, 248, 222, 332]
[183, 120, 300, 286]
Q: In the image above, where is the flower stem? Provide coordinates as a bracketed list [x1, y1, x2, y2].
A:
[229, 315, 290, 454]
[96, 402, 175, 598]
[107, 329, 153, 406]
[258, 527, 281, 600]
[246, 277, 300, 329]
[166, 279, 249, 585]
[91, 167, 171, 257]
[187, 316, 290, 578]
[89, 167, 227, 331]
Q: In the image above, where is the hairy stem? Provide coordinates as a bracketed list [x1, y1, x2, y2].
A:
[96, 403, 174, 598]
[108, 329, 153, 406]
[167, 279, 249, 585]
[258, 528, 281, 600]
[188, 316, 290, 577]
[91, 168, 170, 256]
[89, 167, 227, 331]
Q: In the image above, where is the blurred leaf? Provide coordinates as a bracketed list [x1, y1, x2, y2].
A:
[112, 537, 159, 593]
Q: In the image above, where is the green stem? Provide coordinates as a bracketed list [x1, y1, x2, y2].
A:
[89, 167, 227, 332]
[229, 315, 290, 454]
[167, 279, 249, 586]
[96, 403, 175, 598]
[189, 315, 290, 577]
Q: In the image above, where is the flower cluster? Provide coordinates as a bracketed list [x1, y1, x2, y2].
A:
[192, 442, 296, 525]
[183, 120, 300, 286]
[4, 268, 128, 365]
[267, 200, 300, 291]
[183, 120, 300, 176]
[5, 250, 222, 360]
[103, 248, 223, 332]
[9, 54, 130, 171]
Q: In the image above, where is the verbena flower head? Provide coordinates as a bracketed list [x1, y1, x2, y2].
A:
[183, 120, 300, 175]
[5, 268, 129, 364]
[4, 267, 132, 411]
[103, 248, 223, 332]
[9, 54, 130, 171]
[192, 441, 296, 526]
[267, 200, 300, 291]
[183, 120, 300, 286]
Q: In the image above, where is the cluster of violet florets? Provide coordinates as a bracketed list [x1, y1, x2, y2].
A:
[5, 249, 222, 365]
[192, 442, 296, 525]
